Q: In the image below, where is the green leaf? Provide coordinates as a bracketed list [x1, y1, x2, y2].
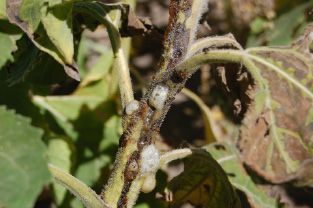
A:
[7, 35, 67, 86]
[205, 143, 277, 208]
[247, 2, 313, 47]
[167, 149, 240, 208]
[70, 106, 121, 206]
[26, 52, 68, 85]
[18, 0, 42, 33]
[32, 40, 116, 138]
[6, 34, 41, 85]
[48, 0, 67, 7]
[74, 50, 114, 98]
[6, 0, 80, 81]
[33, 96, 104, 120]
[0, 106, 51, 208]
[267, 2, 312, 46]
[0, 70, 45, 127]
[74, 151, 111, 187]
[0, 32, 16, 69]
[0, 0, 7, 20]
[47, 135, 74, 206]
[48, 0, 83, 7]
[238, 23, 313, 183]
[33, 95, 82, 140]
[5, 33, 67, 86]
[40, 2, 74, 64]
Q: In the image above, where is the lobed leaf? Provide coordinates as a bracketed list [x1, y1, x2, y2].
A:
[0, 107, 51, 208]
[238, 23, 313, 183]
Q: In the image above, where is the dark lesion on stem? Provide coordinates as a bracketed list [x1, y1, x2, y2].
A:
[117, 151, 140, 207]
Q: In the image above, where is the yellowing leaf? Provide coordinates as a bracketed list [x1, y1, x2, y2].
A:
[238, 23, 313, 183]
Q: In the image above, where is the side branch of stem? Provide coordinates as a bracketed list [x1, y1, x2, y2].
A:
[49, 164, 108, 208]
[176, 50, 244, 73]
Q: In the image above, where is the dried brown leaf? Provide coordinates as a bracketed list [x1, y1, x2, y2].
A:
[238, 23, 313, 183]
[120, 5, 163, 40]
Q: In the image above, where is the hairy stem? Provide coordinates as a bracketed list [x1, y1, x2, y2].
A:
[48, 164, 107, 208]
[102, 0, 208, 207]
[188, 34, 243, 56]
[177, 49, 244, 73]
[159, 148, 193, 168]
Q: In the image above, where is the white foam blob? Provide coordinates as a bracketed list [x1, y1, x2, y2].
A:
[149, 84, 169, 110]
[125, 100, 140, 115]
[140, 144, 160, 177]
[140, 175, 156, 193]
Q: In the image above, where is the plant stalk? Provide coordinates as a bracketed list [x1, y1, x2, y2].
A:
[49, 164, 108, 208]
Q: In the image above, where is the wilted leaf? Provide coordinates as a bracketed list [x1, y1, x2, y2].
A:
[6, 0, 80, 80]
[0, 106, 51, 208]
[166, 149, 240, 208]
[205, 143, 277, 208]
[281, 158, 313, 188]
[238, 23, 313, 183]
